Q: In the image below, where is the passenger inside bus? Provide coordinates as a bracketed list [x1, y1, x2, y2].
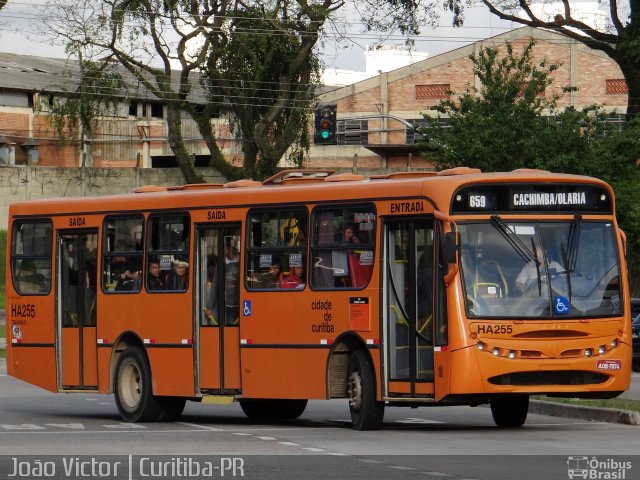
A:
[17, 259, 46, 293]
[253, 256, 281, 288]
[114, 264, 140, 291]
[280, 264, 305, 289]
[146, 257, 165, 291]
[166, 256, 189, 290]
[342, 223, 360, 244]
[203, 255, 219, 324]
[224, 243, 240, 324]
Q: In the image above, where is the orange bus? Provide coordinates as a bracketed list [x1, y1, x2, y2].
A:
[5, 168, 632, 430]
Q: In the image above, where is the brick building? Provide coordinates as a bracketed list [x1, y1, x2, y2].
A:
[313, 27, 628, 172]
[0, 27, 628, 174]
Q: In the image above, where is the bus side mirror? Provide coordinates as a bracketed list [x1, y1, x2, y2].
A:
[444, 231, 458, 264]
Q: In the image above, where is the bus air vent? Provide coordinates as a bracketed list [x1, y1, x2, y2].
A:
[370, 171, 438, 180]
[223, 180, 263, 188]
[325, 173, 366, 182]
[167, 183, 225, 191]
[437, 167, 482, 176]
[262, 169, 335, 185]
[488, 371, 608, 386]
[511, 168, 551, 174]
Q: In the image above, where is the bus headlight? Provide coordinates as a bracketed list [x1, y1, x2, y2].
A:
[598, 345, 606, 355]
[477, 342, 485, 351]
[492, 348, 501, 357]
[585, 348, 593, 357]
[508, 350, 516, 359]
[610, 339, 618, 348]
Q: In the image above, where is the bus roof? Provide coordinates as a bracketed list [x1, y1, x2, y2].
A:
[8, 168, 613, 217]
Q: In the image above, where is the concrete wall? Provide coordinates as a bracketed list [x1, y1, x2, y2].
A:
[0, 166, 227, 229]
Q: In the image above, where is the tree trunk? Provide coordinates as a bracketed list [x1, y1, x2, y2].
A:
[242, 140, 260, 180]
[191, 111, 242, 181]
[166, 105, 204, 184]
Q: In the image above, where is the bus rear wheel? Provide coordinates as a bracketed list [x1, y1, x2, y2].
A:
[239, 399, 308, 420]
[490, 394, 529, 428]
[347, 350, 384, 431]
[114, 347, 165, 422]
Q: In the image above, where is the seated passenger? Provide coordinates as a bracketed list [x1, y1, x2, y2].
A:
[146, 257, 165, 291]
[114, 265, 140, 291]
[166, 256, 189, 290]
[254, 257, 281, 288]
[280, 265, 305, 289]
[18, 260, 46, 293]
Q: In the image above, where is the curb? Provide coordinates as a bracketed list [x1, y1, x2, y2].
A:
[529, 399, 640, 426]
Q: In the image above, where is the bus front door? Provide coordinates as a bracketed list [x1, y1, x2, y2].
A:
[196, 225, 242, 393]
[58, 231, 99, 390]
[384, 220, 435, 397]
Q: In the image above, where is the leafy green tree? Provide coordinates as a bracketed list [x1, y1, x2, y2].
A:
[203, 8, 322, 179]
[421, 40, 602, 172]
[40, 56, 125, 166]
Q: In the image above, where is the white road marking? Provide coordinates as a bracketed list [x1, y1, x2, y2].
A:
[389, 465, 417, 471]
[102, 423, 147, 429]
[45, 423, 85, 429]
[278, 442, 299, 446]
[397, 417, 446, 424]
[303, 447, 326, 452]
[175, 422, 225, 431]
[423, 472, 454, 477]
[0, 424, 45, 430]
[257, 436, 276, 440]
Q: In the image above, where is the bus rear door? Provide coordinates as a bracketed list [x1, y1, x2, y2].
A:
[384, 219, 435, 397]
[57, 230, 99, 390]
[196, 224, 242, 393]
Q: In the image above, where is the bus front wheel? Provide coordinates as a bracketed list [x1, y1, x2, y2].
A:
[114, 347, 165, 422]
[347, 350, 384, 431]
[490, 394, 529, 428]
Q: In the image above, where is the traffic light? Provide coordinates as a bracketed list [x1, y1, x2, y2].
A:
[314, 104, 337, 145]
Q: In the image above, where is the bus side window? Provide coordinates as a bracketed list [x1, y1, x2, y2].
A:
[11, 221, 53, 295]
[102, 216, 144, 293]
[246, 208, 308, 291]
[311, 206, 376, 290]
[147, 213, 191, 292]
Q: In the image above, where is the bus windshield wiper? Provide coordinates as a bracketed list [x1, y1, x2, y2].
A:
[490, 215, 537, 264]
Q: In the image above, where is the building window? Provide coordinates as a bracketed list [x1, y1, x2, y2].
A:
[606, 79, 628, 95]
[416, 84, 450, 100]
[337, 119, 368, 145]
[149, 102, 164, 118]
[0, 91, 31, 108]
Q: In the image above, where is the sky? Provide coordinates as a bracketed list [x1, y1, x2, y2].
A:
[0, 0, 518, 72]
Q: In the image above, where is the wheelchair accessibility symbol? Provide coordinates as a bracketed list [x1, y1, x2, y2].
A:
[554, 296, 570, 315]
[243, 300, 252, 317]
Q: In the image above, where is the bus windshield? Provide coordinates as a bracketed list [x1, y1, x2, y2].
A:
[459, 219, 622, 319]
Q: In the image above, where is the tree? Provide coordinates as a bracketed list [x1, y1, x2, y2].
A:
[438, 0, 640, 118]
[46, 0, 236, 183]
[203, 7, 323, 179]
[40, 56, 125, 167]
[421, 40, 606, 172]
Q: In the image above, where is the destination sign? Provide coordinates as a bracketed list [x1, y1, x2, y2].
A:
[451, 184, 612, 214]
